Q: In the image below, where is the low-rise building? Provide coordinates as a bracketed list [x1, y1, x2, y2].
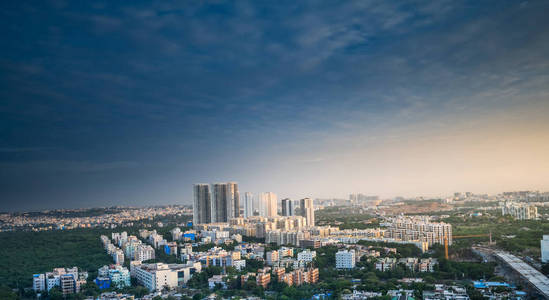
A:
[33, 267, 87, 295]
[256, 273, 271, 288]
[131, 262, 201, 291]
[96, 265, 131, 289]
[423, 284, 470, 300]
[208, 275, 227, 289]
[375, 257, 396, 271]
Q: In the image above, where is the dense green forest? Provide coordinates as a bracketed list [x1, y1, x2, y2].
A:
[0, 213, 192, 290]
[0, 229, 113, 288]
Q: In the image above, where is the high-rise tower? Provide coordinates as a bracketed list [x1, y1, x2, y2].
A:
[281, 198, 294, 216]
[244, 192, 254, 218]
[193, 184, 211, 224]
[299, 198, 315, 227]
[260, 192, 278, 217]
[211, 182, 240, 222]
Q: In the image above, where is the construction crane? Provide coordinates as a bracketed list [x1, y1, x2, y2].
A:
[444, 231, 493, 260]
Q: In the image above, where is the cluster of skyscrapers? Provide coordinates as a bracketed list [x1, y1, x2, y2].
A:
[193, 182, 240, 224]
[193, 182, 314, 227]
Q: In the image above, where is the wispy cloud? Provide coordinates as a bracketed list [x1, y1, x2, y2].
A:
[0, 160, 140, 173]
[0, 147, 55, 153]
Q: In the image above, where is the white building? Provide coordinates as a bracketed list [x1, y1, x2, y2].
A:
[336, 250, 356, 269]
[233, 259, 247, 271]
[300, 198, 315, 227]
[34, 267, 87, 294]
[208, 275, 227, 289]
[114, 249, 125, 265]
[501, 201, 538, 220]
[134, 244, 155, 262]
[260, 192, 278, 217]
[131, 262, 201, 291]
[98, 265, 131, 289]
[244, 192, 254, 218]
[542, 235, 549, 263]
[266, 250, 279, 266]
[33, 274, 46, 292]
[297, 249, 317, 263]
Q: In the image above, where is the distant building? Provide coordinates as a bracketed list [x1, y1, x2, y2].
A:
[384, 216, 452, 247]
[194, 182, 240, 224]
[297, 249, 317, 263]
[542, 235, 549, 263]
[131, 262, 201, 291]
[299, 198, 315, 227]
[193, 184, 212, 224]
[336, 250, 355, 269]
[501, 201, 538, 220]
[266, 250, 279, 266]
[208, 275, 227, 289]
[260, 192, 278, 217]
[211, 182, 240, 222]
[256, 272, 271, 288]
[33, 274, 46, 292]
[33, 267, 87, 295]
[244, 192, 254, 218]
[96, 265, 131, 289]
[281, 198, 294, 216]
[300, 239, 321, 248]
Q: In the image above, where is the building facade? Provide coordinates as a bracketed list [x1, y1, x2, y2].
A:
[336, 250, 356, 269]
[501, 201, 538, 220]
[542, 235, 549, 263]
[299, 198, 315, 227]
[193, 184, 211, 224]
[281, 198, 294, 216]
[260, 192, 278, 218]
[244, 192, 254, 218]
[211, 182, 240, 223]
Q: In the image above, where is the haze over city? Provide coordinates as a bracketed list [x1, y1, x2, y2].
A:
[2, 0, 549, 211]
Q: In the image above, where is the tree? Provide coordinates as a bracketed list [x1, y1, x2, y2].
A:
[0, 286, 18, 300]
[541, 263, 549, 276]
[48, 287, 63, 300]
[81, 281, 100, 297]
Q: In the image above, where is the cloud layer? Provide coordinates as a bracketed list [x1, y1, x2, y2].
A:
[1, 0, 549, 211]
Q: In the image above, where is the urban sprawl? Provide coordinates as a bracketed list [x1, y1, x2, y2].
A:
[6, 185, 549, 299]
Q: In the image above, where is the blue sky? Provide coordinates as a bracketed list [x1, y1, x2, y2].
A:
[1, 0, 549, 211]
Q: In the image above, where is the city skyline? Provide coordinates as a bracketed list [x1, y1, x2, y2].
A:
[2, 1, 549, 211]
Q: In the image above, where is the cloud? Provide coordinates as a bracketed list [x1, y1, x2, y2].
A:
[0, 147, 54, 153]
[1, 0, 549, 209]
[0, 160, 140, 173]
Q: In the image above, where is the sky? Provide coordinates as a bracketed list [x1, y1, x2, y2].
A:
[1, 0, 549, 211]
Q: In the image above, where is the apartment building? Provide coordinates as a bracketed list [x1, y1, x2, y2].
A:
[33, 267, 87, 295]
[501, 201, 538, 220]
[336, 250, 356, 269]
[131, 262, 201, 291]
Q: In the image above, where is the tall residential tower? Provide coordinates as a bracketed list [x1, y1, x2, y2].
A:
[281, 198, 294, 216]
[260, 192, 278, 218]
[211, 182, 240, 223]
[193, 184, 211, 224]
[193, 182, 240, 224]
[299, 198, 315, 227]
[244, 192, 254, 218]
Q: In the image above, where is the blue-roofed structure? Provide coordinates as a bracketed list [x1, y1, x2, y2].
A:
[184, 233, 196, 241]
[473, 280, 512, 289]
[94, 277, 111, 290]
